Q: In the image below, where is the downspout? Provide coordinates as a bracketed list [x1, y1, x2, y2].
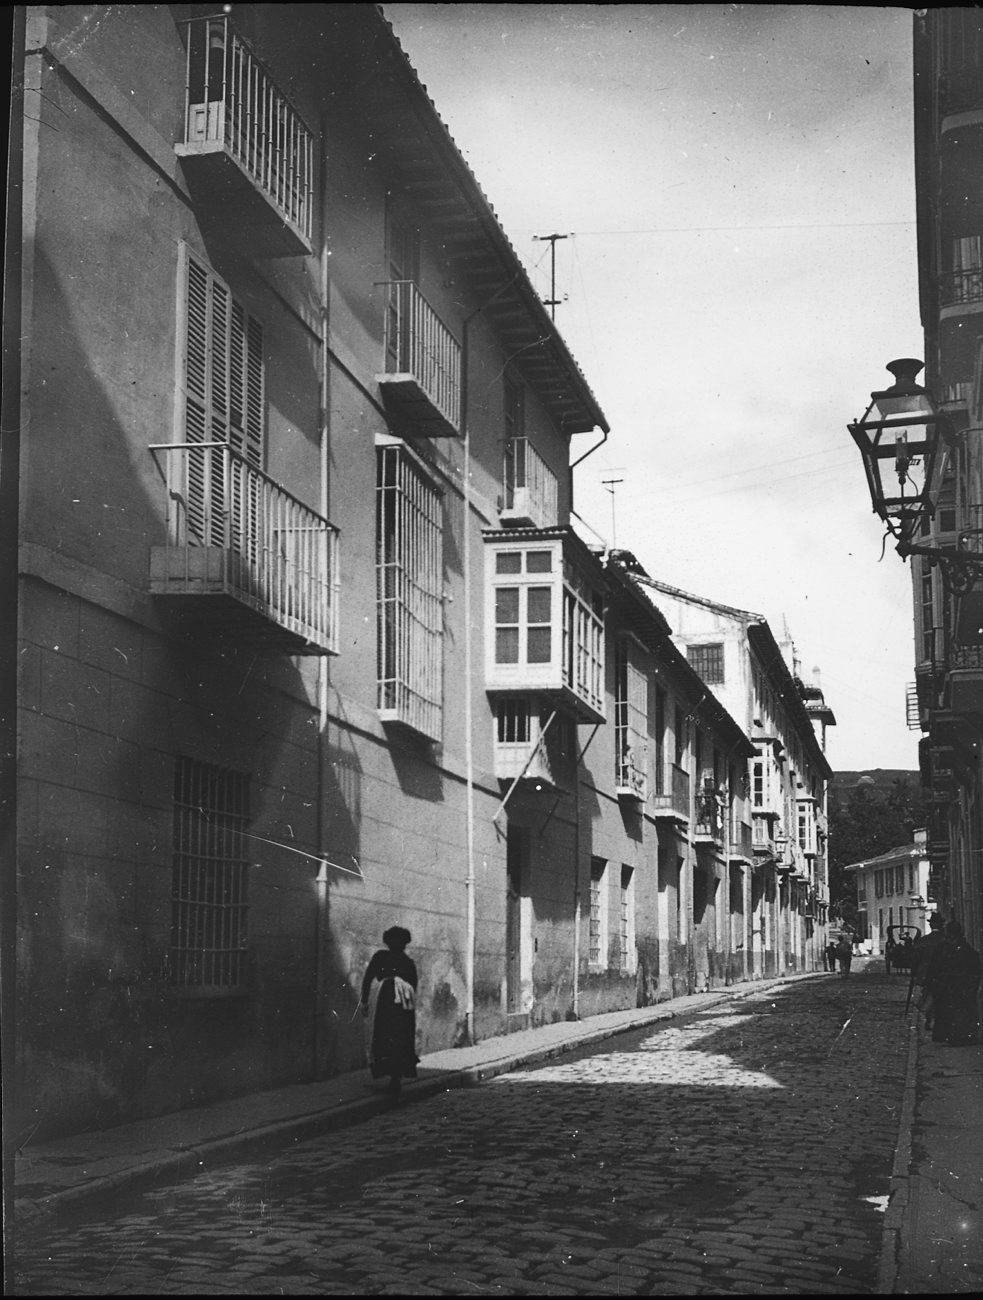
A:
[460, 272, 525, 1046]
[2, 10, 25, 1276]
[314, 151, 331, 1076]
[462, 309, 476, 1045]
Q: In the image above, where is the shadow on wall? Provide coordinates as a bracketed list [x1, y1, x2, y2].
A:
[15, 236, 329, 1139]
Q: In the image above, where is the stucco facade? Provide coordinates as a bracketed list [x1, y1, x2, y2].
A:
[6, 4, 833, 1143]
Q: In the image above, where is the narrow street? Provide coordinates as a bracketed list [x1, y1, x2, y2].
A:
[12, 970, 911, 1296]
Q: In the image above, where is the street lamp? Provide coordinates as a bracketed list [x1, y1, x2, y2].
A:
[849, 358, 983, 592]
[849, 359, 946, 549]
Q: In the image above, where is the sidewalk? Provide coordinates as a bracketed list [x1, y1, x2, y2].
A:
[882, 1015, 983, 1294]
[11, 969, 983, 1295]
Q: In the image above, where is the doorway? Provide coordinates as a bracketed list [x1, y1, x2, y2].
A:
[506, 825, 531, 1016]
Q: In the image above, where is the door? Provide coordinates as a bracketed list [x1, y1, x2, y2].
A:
[506, 825, 528, 1015]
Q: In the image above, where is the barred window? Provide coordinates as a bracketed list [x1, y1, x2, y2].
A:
[170, 758, 249, 991]
[686, 642, 725, 684]
[376, 442, 443, 741]
[589, 858, 607, 967]
[614, 638, 648, 798]
[619, 866, 635, 971]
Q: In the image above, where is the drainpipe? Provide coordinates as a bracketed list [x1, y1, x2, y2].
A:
[460, 272, 527, 1045]
[571, 763, 582, 1020]
[462, 312, 476, 1045]
[314, 155, 331, 1076]
[2, 10, 25, 1277]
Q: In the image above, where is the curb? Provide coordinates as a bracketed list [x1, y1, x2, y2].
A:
[13, 975, 818, 1230]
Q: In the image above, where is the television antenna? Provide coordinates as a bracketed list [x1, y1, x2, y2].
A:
[532, 232, 570, 319]
[601, 471, 625, 549]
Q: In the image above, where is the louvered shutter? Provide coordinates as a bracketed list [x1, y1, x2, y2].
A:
[180, 250, 264, 553]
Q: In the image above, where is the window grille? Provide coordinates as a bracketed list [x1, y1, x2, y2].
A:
[562, 562, 604, 717]
[589, 858, 606, 967]
[614, 639, 648, 798]
[619, 866, 634, 971]
[686, 642, 725, 684]
[376, 443, 443, 740]
[170, 758, 249, 990]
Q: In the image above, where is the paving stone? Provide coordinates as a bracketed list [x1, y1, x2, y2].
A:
[13, 974, 909, 1297]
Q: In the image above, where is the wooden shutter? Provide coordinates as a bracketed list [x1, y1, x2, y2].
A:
[179, 249, 264, 551]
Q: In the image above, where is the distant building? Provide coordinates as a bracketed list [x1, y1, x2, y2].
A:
[842, 830, 936, 953]
[618, 579, 836, 977]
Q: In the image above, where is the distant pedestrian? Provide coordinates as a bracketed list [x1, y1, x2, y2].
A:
[910, 912, 946, 1031]
[825, 940, 838, 973]
[836, 933, 853, 976]
[924, 921, 982, 1046]
[361, 926, 420, 1100]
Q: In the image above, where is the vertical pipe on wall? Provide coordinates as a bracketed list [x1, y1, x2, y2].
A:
[313, 140, 331, 1076]
[462, 311, 476, 1045]
[1, 10, 25, 1276]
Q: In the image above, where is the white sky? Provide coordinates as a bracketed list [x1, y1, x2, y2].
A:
[382, 2, 923, 772]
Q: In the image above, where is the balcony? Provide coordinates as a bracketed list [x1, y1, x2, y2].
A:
[652, 762, 690, 824]
[175, 16, 314, 259]
[729, 820, 754, 863]
[149, 443, 338, 655]
[616, 748, 647, 802]
[939, 266, 983, 309]
[500, 438, 559, 529]
[376, 282, 462, 437]
[493, 698, 573, 792]
[695, 789, 725, 847]
[484, 528, 605, 723]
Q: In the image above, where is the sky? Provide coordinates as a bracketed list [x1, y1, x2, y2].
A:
[382, 2, 924, 774]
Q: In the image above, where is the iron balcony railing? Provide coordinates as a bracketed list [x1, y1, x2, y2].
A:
[951, 643, 983, 668]
[653, 761, 690, 821]
[730, 819, 754, 860]
[381, 281, 462, 434]
[149, 442, 339, 653]
[939, 266, 983, 308]
[502, 437, 559, 528]
[178, 14, 314, 242]
[696, 790, 725, 841]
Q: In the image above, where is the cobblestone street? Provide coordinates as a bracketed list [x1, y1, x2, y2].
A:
[12, 972, 911, 1295]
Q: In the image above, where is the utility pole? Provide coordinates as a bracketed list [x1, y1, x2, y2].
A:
[532, 232, 569, 318]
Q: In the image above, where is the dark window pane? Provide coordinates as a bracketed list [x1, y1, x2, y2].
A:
[496, 628, 519, 663]
[526, 550, 552, 572]
[527, 586, 552, 624]
[496, 552, 522, 574]
[495, 587, 520, 622]
[527, 627, 552, 663]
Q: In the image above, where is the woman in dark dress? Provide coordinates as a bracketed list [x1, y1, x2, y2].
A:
[925, 921, 982, 1046]
[361, 926, 419, 1098]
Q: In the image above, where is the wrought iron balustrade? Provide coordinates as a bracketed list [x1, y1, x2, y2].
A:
[379, 281, 462, 435]
[939, 265, 983, 308]
[177, 15, 314, 249]
[149, 442, 338, 654]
